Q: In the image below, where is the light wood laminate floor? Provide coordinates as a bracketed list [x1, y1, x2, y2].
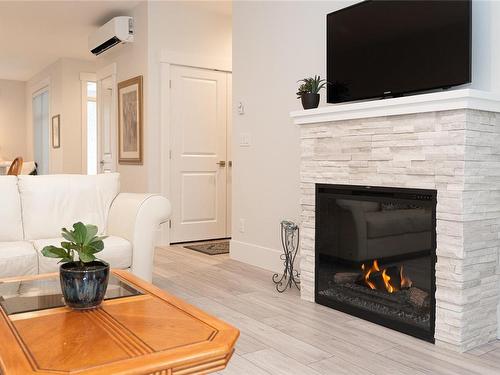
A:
[153, 245, 500, 375]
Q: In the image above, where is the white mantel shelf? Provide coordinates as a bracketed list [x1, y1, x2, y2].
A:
[290, 89, 500, 125]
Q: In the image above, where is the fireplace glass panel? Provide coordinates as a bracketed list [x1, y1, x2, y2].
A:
[315, 184, 436, 342]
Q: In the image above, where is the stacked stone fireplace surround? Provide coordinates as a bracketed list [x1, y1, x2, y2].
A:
[295, 97, 500, 352]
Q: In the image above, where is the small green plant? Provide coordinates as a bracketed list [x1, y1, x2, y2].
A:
[296, 75, 327, 98]
[41, 222, 106, 266]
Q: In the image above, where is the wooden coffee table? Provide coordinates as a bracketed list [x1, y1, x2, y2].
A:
[0, 270, 239, 374]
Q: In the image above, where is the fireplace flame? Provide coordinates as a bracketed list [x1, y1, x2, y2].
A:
[360, 260, 412, 294]
[400, 265, 413, 289]
[361, 260, 379, 290]
[381, 269, 395, 293]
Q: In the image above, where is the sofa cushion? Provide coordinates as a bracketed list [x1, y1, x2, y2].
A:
[366, 208, 431, 239]
[0, 176, 24, 241]
[33, 236, 132, 273]
[0, 241, 38, 278]
[18, 173, 120, 240]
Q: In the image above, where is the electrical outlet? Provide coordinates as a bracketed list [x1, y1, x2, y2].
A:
[240, 133, 251, 147]
[239, 218, 245, 233]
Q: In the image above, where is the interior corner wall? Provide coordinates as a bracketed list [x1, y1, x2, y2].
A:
[25, 58, 95, 174]
[231, 0, 500, 272]
[0, 79, 26, 160]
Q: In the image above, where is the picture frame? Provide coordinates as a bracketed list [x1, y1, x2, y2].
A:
[118, 75, 143, 165]
[52, 115, 60, 149]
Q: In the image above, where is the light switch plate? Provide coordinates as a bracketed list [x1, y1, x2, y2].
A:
[237, 102, 245, 115]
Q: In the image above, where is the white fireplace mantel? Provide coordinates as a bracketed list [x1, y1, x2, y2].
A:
[290, 89, 500, 125]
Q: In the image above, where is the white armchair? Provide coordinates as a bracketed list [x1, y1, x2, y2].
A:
[108, 193, 171, 282]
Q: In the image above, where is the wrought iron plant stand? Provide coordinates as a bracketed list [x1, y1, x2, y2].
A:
[272, 220, 300, 292]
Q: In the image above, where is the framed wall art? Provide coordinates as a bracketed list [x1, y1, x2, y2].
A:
[52, 114, 60, 149]
[118, 75, 143, 164]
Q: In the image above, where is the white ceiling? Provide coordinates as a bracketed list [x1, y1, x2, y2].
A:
[0, 1, 140, 81]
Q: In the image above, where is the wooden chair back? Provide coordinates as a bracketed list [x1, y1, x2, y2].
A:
[7, 157, 23, 176]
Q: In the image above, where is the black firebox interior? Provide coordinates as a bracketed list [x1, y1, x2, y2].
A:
[315, 184, 436, 342]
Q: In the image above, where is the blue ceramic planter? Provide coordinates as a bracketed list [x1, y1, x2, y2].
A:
[60, 261, 110, 310]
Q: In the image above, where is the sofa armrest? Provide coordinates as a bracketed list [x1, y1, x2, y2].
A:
[107, 193, 171, 282]
[336, 199, 378, 261]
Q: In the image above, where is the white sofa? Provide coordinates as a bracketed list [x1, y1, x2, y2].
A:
[0, 173, 171, 282]
[332, 199, 432, 262]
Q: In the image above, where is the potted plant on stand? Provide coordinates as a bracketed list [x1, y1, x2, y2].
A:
[42, 222, 109, 310]
[296, 75, 327, 110]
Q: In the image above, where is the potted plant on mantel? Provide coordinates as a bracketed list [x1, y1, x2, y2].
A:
[42, 222, 109, 310]
[296, 75, 327, 110]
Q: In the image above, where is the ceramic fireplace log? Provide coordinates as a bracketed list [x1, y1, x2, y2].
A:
[338, 282, 408, 309]
[366, 266, 401, 291]
[408, 287, 430, 309]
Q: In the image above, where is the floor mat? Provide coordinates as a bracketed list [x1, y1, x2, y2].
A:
[184, 240, 230, 255]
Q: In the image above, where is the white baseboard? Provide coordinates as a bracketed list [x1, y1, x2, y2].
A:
[230, 240, 283, 272]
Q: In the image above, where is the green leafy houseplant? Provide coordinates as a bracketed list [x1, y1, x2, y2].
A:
[42, 222, 107, 267]
[296, 75, 327, 98]
[42, 222, 110, 309]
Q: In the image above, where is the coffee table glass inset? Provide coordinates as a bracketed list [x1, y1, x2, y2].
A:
[0, 273, 142, 315]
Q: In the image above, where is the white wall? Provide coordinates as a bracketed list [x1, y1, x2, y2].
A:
[472, 0, 500, 92]
[26, 58, 96, 174]
[231, 1, 356, 270]
[0, 79, 26, 160]
[60, 59, 97, 172]
[231, 0, 500, 272]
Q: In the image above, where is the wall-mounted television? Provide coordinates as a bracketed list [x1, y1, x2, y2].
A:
[327, 0, 471, 104]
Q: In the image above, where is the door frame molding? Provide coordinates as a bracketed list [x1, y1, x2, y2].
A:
[160, 50, 232, 245]
[96, 63, 117, 173]
[80, 72, 97, 174]
[29, 78, 51, 174]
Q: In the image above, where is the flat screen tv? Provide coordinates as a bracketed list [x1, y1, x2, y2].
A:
[327, 0, 471, 104]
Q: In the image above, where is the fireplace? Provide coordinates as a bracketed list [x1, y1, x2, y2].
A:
[315, 184, 436, 342]
[293, 98, 500, 351]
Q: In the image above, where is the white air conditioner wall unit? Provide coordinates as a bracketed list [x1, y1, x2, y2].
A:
[89, 16, 134, 56]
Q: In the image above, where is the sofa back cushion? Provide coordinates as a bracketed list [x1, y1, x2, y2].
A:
[19, 173, 120, 240]
[0, 176, 24, 241]
[336, 199, 380, 212]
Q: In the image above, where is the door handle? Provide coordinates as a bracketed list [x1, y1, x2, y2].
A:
[216, 161, 226, 167]
[100, 160, 105, 166]
[228, 161, 232, 167]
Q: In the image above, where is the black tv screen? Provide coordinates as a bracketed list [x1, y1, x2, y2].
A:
[327, 0, 471, 104]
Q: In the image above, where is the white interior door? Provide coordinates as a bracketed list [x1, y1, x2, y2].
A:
[96, 65, 117, 173]
[170, 65, 229, 243]
[32, 89, 49, 174]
